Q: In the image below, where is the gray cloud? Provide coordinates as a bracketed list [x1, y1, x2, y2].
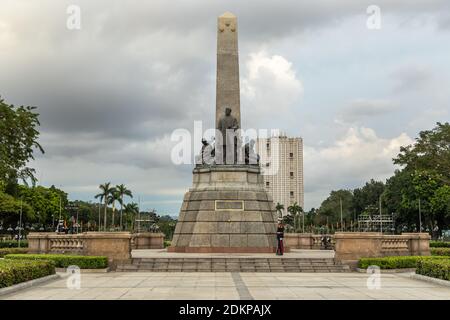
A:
[1, 0, 449, 212]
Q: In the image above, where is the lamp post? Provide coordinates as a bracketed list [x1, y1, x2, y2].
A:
[418, 198, 422, 233]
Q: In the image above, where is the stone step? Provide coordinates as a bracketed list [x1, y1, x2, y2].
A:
[117, 257, 350, 273]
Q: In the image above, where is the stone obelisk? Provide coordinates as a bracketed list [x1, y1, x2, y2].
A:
[216, 12, 241, 129]
[169, 13, 278, 253]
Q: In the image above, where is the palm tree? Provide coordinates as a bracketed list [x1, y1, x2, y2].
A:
[288, 202, 303, 232]
[124, 202, 139, 231]
[275, 203, 284, 219]
[107, 189, 119, 230]
[95, 182, 115, 231]
[116, 184, 133, 230]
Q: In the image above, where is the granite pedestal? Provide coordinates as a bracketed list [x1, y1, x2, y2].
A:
[169, 165, 278, 253]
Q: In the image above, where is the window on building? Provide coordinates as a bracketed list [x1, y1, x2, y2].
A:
[266, 182, 270, 187]
[265, 162, 270, 167]
[289, 152, 293, 158]
[266, 143, 270, 150]
[290, 172, 294, 177]
[290, 191, 294, 197]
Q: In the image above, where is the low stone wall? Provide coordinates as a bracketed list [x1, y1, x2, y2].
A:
[284, 233, 334, 250]
[27, 232, 132, 264]
[334, 232, 430, 267]
[131, 233, 165, 249]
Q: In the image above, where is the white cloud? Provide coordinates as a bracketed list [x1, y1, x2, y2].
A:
[241, 50, 303, 128]
[304, 126, 413, 209]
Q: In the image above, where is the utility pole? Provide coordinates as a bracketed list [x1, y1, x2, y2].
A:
[339, 197, 343, 232]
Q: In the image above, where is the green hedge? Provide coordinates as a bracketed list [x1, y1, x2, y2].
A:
[164, 240, 171, 248]
[431, 247, 450, 256]
[430, 241, 450, 248]
[416, 259, 450, 281]
[4, 254, 108, 269]
[358, 256, 448, 269]
[0, 240, 28, 248]
[0, 259, 55, 288]
[0, 248, 28, 258]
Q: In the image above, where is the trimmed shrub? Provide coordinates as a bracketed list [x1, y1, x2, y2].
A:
[358, 256, 448, 269]
[0, 259, 55, 288]
[4, 254, 108, 269]
[430, 241, 450, 248]
[416, 259, 450, 281]
[0, 248, 28, 258]
[0, 240, 28, 248]
[164, 240, 171, 248]
[431, 247, 450, 256]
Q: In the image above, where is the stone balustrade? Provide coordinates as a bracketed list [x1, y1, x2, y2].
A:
[334, 232, 430, 267]
[285, 233, 335, 250]
[28, 232, 132, 263]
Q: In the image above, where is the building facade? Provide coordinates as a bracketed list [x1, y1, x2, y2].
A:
[256, 135, 304, 215]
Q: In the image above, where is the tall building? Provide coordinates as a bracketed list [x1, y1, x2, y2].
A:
[256, 135, 304, 215]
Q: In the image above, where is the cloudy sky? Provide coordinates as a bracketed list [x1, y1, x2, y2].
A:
[1, 0, 449, 214]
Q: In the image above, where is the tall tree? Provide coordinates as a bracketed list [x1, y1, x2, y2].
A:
[393, 122, 450, 184]
[95, 183, 115, 231]
[0, 97, 44, 194]
[318, 190, 353, 229]
[275, 202, 284, 219]
[287, 202, 303, 232]
[107, 189, 120, 229]
[124, 202, 139, 231]
[116, 184, 133, 230]
[353, 179, 385, 216]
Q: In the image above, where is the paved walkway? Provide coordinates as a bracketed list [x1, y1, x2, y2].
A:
[1, 272, 449, 300]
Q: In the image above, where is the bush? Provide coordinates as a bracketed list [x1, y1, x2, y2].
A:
[0, 240, 28, 248]
[416, 259, 450, 281]
[164, 240, 171, 248]
[0, 248, 28, 258]
[358, 256, 448, 269]
[431, 247, 450, 256]
[430, 241, 450, 248]
[0, 259, 55, 288]
[4, 254, 108, 269]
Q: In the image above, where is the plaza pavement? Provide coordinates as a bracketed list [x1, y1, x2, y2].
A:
[1, 271, 449, 300]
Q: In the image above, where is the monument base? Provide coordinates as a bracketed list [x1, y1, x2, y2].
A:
[170, 165, 278, 253]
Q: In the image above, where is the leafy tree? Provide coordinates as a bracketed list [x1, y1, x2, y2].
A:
[393, 122, 450, 184]
[0, 97, 44, 194]
[107, 189, 120, 229]
[287, 202, 303, 232]
[318, 190, 353, 230]
[95, 182, 115, 231]
[116, 184, 133, 230]
[353, 179, 385, 216]
[17, 185, 67, 227]
[124, 202, 139, 231]
[275, 203, 284, 219]
[0, 191, 34, 227]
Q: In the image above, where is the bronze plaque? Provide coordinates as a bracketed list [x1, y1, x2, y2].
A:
[215, 200, 244, 211]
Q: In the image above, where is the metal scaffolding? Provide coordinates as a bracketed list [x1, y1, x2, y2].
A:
[358, 215, 394, 233]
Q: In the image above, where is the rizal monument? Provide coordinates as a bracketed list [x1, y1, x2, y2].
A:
[169, 12, 279, 253]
